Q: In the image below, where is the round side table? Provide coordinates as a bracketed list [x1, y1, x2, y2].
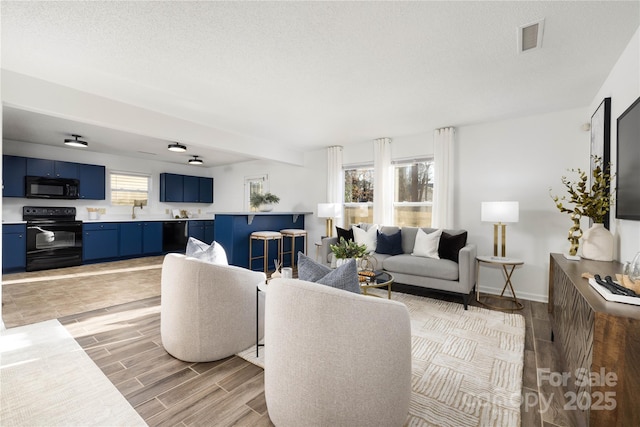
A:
[476, 256, 524, 311]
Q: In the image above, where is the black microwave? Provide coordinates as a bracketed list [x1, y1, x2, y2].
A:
[25, 176, 80, 199]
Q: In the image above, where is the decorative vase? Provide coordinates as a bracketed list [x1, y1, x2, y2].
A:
[258, 204, 273, 212]
[336, 258, 353, 268]
[567, 213, 583, 256]
[581, 223, 614, 261]
[627, 252, 640, 282]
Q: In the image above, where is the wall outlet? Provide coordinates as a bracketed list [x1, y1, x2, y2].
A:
[198, 209, 201, 214]
[165, 209, 169, 214]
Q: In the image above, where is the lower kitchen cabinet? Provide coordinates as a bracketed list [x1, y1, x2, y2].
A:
[119, 222, 163, 257]
[83, 223, 119, 261]
[188, 220, 214, 244]
[2, 224, 26, 272]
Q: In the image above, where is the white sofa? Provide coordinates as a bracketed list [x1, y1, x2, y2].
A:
[160, 253, 266, 362]
[318, 225, 477, 309]
[264, 278, 412, 427]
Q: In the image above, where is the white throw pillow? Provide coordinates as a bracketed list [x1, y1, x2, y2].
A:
[352, 224, 379, 253]
[411, 228, 442, 259]
[185, 237, 229, 265]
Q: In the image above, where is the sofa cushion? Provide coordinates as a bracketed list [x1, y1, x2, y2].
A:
[185, 237, 228, 265]
[383, 254, 459, 281]
[439, 231, 468, 262]
[411, 228, 442, 259]
[336, 226, 354, 242]
[376, 230, 403, 255]
[297, 252, 360, 294]
[353, 224, 378, 253]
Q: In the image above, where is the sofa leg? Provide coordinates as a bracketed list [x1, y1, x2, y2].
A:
[462, 294, 469, 310]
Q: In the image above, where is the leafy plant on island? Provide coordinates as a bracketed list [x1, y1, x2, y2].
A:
[330, 237, 368, 259]
[549, 155, 614, 224]
[250, 192, 280, 209]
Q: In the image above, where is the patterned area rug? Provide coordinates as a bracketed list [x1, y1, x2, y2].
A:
[237, 290, 525, 427]
[0, 319, 147, 426]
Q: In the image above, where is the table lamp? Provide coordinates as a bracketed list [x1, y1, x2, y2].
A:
[481, 201, 519, 258]
[318, 203, 339, 237]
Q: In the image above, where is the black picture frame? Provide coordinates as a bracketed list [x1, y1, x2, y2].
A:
[590, 97, 611, 229]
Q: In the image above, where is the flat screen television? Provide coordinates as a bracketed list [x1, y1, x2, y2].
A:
[616, 95, 640, 220]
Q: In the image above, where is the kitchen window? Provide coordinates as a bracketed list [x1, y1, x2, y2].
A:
[110, 172, 150, 206]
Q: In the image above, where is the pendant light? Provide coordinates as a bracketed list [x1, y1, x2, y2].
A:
[168, 142, 187, 152]
[64, 134, 88, 148]
[188, 155, 203, 165]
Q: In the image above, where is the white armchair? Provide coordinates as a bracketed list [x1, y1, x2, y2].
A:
[160, 253, 266, 362]
[264, 278, 412, 427]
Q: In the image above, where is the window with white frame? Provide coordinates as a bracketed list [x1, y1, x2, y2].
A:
[343, 165, 374, 225]
[343, 159, 434, 227]
[110, 172, 150, 205]
[393, 158, 434, 227]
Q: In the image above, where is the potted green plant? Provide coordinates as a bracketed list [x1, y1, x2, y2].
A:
[250, 192, 280, 212]
[330, 237, 368, 267]
[549, 155, 614, 260]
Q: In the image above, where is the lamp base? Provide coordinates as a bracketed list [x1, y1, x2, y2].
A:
[325, 218, 333, 238]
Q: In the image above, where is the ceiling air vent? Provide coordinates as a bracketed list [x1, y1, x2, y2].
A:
[518, 19, 545, 53]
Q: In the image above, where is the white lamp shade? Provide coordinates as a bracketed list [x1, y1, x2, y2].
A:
[318, 203, 339, 218]
[481, 201, 519, 223]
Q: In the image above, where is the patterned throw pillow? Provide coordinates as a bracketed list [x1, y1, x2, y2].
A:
[297, 252, 360, 294]
[185, 237, 229, 265]
[336, 226, 354, 242]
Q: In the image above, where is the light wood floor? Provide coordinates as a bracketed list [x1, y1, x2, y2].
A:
[2, 257, 578, 427]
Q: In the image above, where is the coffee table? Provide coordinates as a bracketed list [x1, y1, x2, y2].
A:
[360, 271, 394, 299]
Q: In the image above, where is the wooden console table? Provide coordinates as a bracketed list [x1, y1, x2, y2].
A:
[548, 253, 640, 426]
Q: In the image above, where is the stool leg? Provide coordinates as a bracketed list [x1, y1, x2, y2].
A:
[263, 239, 268, 274]
[291, 236, 295, 268]
[249, 238, 253, 271]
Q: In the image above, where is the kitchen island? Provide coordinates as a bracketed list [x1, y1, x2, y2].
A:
[214, 212, 312, 270]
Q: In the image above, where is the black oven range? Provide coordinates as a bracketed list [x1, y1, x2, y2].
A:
[23, 206, 83, 272]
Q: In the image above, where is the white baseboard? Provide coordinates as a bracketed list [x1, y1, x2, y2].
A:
[478, 285, 548, 303]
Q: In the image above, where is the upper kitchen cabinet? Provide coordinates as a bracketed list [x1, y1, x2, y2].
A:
[27, 158, 78, 179]
[2, 155, 105, 200]
[3, 155, 26, 197]
[160, 173, 213, 203]
[78, 163, 106, 200]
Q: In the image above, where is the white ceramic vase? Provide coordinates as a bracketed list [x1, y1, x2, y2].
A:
[259, 204, 273, 212]
[581, 223, 614, 261]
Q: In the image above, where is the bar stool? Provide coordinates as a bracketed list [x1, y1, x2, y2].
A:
[280, 229, 308, 267]
[249, 231, 282, 273]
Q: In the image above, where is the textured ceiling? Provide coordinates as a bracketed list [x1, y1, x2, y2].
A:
[1, 1, 639, 165]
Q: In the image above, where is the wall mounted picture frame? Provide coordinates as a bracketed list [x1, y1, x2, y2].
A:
[590, 97, 611, 229]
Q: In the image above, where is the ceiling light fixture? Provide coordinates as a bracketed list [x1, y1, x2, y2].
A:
[64, 134, 88, 148]
[188, 155, 203, 165]
[168, 142, 187, 152]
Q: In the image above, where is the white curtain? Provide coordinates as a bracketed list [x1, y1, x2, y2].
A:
[432, 127, 455, 229]
[373, 137, 393, 225]
[327, 146, 344, 227]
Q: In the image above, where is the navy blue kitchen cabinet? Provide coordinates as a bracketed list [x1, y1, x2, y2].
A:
[27, 158, 79, 179]
[83, 223, 119, 261]
[160, 173, 184, 202]
[188, 220, 214, 244]
[119, 222, 163, 257]
[2, 224, 26, 272]
[119, 222, 143, 256]
[142, 222, 163, 254]
[78, 163, 106, 200]
[2, 155, 105, 199]
[160, 173, 213, 203]
[2, 155, 26, 197]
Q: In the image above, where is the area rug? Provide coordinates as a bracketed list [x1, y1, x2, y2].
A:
[237, 290, 525, 427]
[0, 319, 147, 426]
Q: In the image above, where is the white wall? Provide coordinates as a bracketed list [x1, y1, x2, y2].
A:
[457, 108, 589, 301]
[590, 27, 640, 263]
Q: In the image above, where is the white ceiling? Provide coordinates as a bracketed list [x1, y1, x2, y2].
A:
[1, 1, 639, 166]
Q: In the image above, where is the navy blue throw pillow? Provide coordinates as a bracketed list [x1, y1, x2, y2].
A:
[438, 231, 468, 262]
[376, 230, 403, 255]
